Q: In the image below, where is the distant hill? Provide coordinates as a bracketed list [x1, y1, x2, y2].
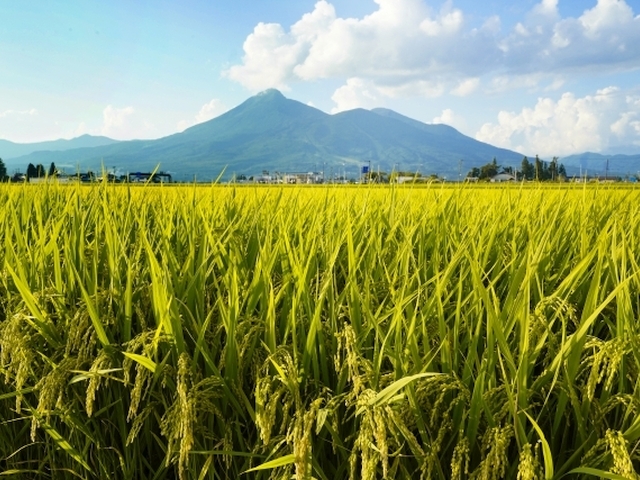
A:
[8, 90, 528, 181]
[0, 134, 119, 160]
[560, 152, 640, 177]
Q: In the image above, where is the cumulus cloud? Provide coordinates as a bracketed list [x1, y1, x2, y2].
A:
[224, 0, 501, 97]
[451, 78, 480, 96]
[224, 1, 337, 91]
[503, 0, 640, 74]
[225, 0, 640, 108]
[331, 78, 380, 113]
[330, 77, 446, 113]
[194, 99, 227, 123]
[475, 86, 640, 156]
[177, 99, 228, 132]
[99, 105, 158, 140]
[101, 105, 135, 137]
[432, 108, 467, 130]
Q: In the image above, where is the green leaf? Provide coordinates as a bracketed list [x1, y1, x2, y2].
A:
[564, 467, 632, 479]
[0, 387, 35, 401]
[368, 373, 440, 407]
[31, 411, 93, 474]
[123, 352, 157, 373]
[244, 453, 295, 473]
[523, 411, 554, 480]
[623, 413, 640, 442]
[5, 263, 61, 348]
[72, 265, 111, 347]
[68, 368, 123, 384]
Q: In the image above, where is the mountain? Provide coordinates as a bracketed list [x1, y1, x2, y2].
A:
[0, 134, 119, 160]
[560, 152, 640, 177]
[8, 90, 527, 181]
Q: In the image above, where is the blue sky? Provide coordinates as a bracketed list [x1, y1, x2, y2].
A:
[2, 0, 640, 157]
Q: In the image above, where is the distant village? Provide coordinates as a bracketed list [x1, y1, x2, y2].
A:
[3, 158, 634, 184]
[7, 162, 173, 184]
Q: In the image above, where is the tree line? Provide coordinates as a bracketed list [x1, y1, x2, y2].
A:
[467, 156, 567, 181]
[0, 160, 59, 182]
[25, 162, 58, 179]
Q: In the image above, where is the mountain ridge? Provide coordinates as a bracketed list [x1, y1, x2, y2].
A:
[9, 90, 632, 180]
[0, 134, 120, 160]
[559, 152, 640, 177]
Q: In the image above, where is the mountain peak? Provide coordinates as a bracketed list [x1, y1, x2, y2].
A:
[255, 88, 285, 99]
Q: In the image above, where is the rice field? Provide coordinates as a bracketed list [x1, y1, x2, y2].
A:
[0, 181, 639, 479]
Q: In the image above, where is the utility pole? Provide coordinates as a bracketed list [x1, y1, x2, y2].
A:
[458, 159, 463, 182]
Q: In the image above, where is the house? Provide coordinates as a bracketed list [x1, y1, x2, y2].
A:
[490, 173, 516, 182]
[29, 174, 72, 184]
[253, 171, 323, 184]
[127, 172, 172, 183]
[395, 175, 434, 184]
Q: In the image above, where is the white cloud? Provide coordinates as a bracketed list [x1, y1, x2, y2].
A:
[482, 15, 501, 34]
[331, 78, 379, 113]
[475, 86, 640, 156]
[225, 0, 640, 99]
[451, 78, 480, 96]
[195, 99, 227, 123]
[503, 0, 640, 75]
[330, 77, 446, 113]
[223, 1, 337, 91]
[177, 99, 228, 132]
[432, 108, 467, 130]
[419, 2, 464, 37]
[579, 0, 635, 37]
[101, 105, 136, 138]
[0, 108, 38, 118]
[225, 0, 501, 97]
[99, 105, 162, 140]
[533, 0, 559, 17]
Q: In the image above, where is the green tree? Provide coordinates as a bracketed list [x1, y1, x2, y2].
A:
[467, 167, 480, 178]
[479, 158, 499, 180]
[26, 163, 37, 179]
[558, 163, 567, 180]
[534, 155, 543, 181]
[521, 156, 534, 180]
[369, 171, 388, 183]
[48, 162, 57, 176]
[548, 157, 559, 181]
[0, 157, 6, 181]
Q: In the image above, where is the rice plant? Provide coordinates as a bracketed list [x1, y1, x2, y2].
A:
[0, 181, 639, 479]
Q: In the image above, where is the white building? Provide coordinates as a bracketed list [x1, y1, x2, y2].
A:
[490, 173, 516, 182]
